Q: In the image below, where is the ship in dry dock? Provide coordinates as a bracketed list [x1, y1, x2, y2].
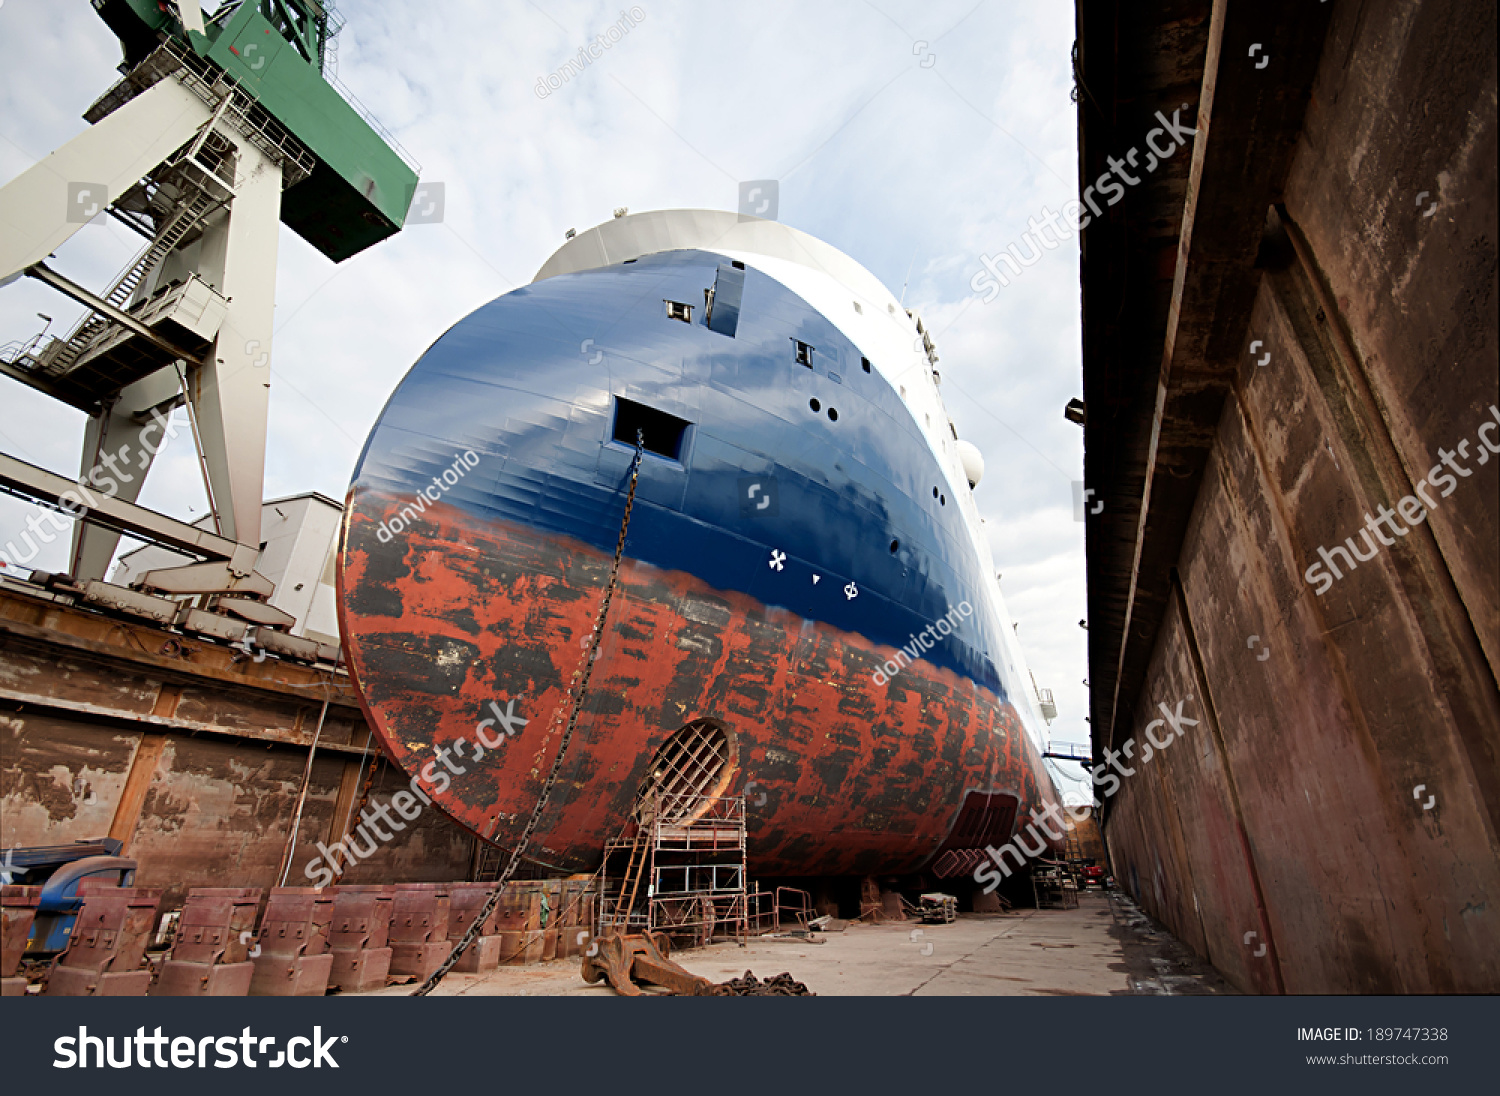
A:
[0, 0, 1068, 998]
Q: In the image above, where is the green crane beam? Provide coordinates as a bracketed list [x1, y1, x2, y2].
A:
[93, 0, 420, 261]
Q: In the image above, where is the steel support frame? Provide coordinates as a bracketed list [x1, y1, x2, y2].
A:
[0, 65, 285, 583]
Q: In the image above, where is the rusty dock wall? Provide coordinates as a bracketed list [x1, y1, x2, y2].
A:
[0, 583, 475, 905]
[1077, 0, 1498, 992]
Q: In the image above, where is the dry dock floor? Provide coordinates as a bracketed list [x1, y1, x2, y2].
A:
[357, 890, 1236, 997]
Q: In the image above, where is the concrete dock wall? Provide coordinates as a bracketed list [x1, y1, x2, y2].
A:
[1079, 0, 1497, 993]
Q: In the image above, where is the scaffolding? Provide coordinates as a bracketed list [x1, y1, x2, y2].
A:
[1032, 864, 1080, 910]
[599, 792, 748, 947]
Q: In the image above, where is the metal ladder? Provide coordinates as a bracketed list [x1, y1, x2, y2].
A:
[40, 173, 224, 377]
[473, 842, 505, 882]
[608, 835, 651, 932]
[1065, 821, 1085, 863]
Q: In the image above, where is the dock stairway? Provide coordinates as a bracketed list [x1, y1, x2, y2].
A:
[34, 158, 229, 389]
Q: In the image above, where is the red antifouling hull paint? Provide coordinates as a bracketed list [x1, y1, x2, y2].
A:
[338, 490, 1060, 877]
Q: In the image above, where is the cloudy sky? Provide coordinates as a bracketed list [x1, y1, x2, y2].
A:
[0, 0, 1091, 798]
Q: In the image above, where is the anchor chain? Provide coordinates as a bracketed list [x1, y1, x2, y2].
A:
[413, 431, 646, 996]
[709, 970, 814, 996]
